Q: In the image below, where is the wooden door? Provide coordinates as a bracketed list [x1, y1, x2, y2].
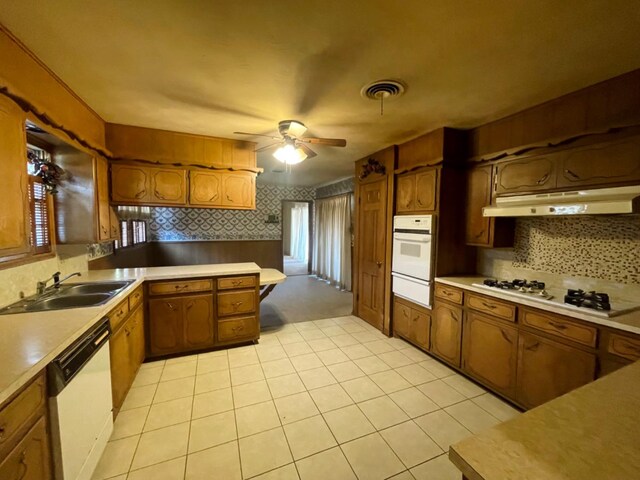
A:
[431, 303, 463, 367]
[0, 416, 52, 480]
[151, 168, 187, 205]
[148, 297, 184, 356]
[495, 156, 556, 195]
[393, 298, 411, 339]
[222, 172, 255, 209]
[357, 179, 387, 330]
[414, 169, 437, 211]
[111, 164, 150, 203]
[95, 157, 112, 241]
[462, 312, 518, 398]
[189, 171, 222, 207]
[0, 96, 30, 259]
[516, 332, 596, 409]
[395, 174, 415, 212]
[465, 165, 493, 246]
[109, 322, 131, 413]
[411, 310, 431, 350]
[183, 294, 214, 350]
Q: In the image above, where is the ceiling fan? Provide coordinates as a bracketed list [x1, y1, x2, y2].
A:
[234, 120, 347, 165]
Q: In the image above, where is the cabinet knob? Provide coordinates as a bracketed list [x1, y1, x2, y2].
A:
[376, 261, 382, 268]
[135, 189, 147, 199]
[565, 169, 580, 180]
[17, 450, 28, 480]
[548, 320, 568, 331]
[536, 173, 549, 185]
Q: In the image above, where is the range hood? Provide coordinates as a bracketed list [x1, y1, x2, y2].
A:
[483, 185, 640, 217]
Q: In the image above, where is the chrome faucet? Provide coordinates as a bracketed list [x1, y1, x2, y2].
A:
[36, 271, 82, 295]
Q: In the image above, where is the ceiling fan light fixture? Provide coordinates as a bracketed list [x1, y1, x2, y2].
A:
[273, 144, 307, 165]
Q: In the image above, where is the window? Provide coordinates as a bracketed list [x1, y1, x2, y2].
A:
[115, 219, 146, 249]
[132, 220, 146, 244]
[26, 144, 53, 256]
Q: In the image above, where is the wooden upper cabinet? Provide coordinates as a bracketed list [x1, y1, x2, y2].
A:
[189, 171, 222, 207]
[0, 96, 30, 260]
[95, 156, 112, 241]
[465, 164, 492, 246]
[430, 302, 463, 367]
[395, 174, 415, 212]
[395, 167, 438, 213]
[222, 172, 255, 209]
[495, 156, 556, 195]
[150, 168, 187, 205]
[111, 164, 151, 203]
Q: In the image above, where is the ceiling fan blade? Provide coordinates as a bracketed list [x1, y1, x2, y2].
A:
[288, 121, 308, 138]
[299, 137, 347, 147]
[254, 142, 283, 153]
[298, 143, 317, 159]
[234, 131, 281, 140]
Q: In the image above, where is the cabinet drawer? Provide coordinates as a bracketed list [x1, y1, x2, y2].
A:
[607, 333, 640, 361]
[217, 316, 258, 342]
[217, 291, 257, 317]
[148, 279, 213, 296]
[520, 308, 597, 348]
[0, 416, 51, 480]
[434, 284, 463, 305]
[0, 374, 46, 455]
[128, 286, 144, 310]
[217, 276, 257, 290]
[108, 299, 130, 332]
[466, 293, 516, 322]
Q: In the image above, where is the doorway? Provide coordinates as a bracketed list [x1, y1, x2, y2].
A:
[282, 200, 312, 276]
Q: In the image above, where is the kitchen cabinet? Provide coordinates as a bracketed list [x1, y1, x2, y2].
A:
[0, 96, 31, 262]
[151, 168, 187, 205]
[189, 170, 256, 209]
[221, 171, 255, 209]
[96, 156, 114, 241]
[462, 312, 518, 398]
[516, 331, 596, 409]
[111, 163, 187, 206]
[392, 296, 431, 351]
[215, 277, 259, 346]
[0, 416, 51, 480]
[396, 167, 437, 213]
[430, 302, 463, 367]
[189, 171, 222, 206]
[183, 295, 215, 350]
[495, 156, 556, 195]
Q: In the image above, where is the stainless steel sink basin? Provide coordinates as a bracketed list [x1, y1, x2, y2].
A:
[62, 281, 131, 295]
[26, 293, 113, 311]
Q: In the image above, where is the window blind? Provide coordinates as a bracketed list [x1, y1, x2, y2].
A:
[29, 177, 52, 254]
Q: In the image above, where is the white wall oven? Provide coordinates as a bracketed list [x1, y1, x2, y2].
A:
[392, 215, 434, 308]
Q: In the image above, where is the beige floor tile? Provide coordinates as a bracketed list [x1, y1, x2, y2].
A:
[351, 332, 383, 344]
[252, 463, 300, 480]
[279, 332, 306, 344]
[229, 349, 260, 368]
[192, 388, 234, 419]
[127, 456, 186, 480]
[256, 333, 281, 346]
[320, 325, 348, 337]
[401, 347, 432, 363]
[341, 376, 385, 403]
[330, 334, 360, 348]
[274, 392, 319, 424]
[186, 440, 241, 480]
[132, 367, 163, 387]
[445, 399, 501, 434]
[197, 355, 230, 374]
[389, 387, 440, 418]
[283, 415, 337, 460]
[239, 427, 293, 478]
[322, 405, 375, 443]
[131, 422, 190, 470]
[189, 410, 237, 453]
[233, 379, 272, 408]
[282, 341, 314, 357]
[300, 329, 328, 341]
[195, 369, 231, 394]
[296, 447, 356, 480]
[364, 340, 397, 355]
[308, 384, 353, 413]
[154, 376, 195, 403]
[380, 420, 442, 468]
[316, 348, 350, 366]
[413, 410, 472, 450]
[358, 396, 410, 430]
[267, 373, 307, 398]
[354, 356, 391, 375]
[262, 358, 296, 378]
[387, 471, 415, 480]
[472, 393, 521, 421]
[236, 400, 282, 437]
[257, 344, 288, 362]
[296, 322, 322, 331]
[139, 359, 166, 370]
[341, 432, 404, 480]
[387, 337, 412, 350]
[341, 344, 374, 360]
[92, 435, 139, 479]
[231, 364, 265, 385]
[144, 396, 192, 432]
[326, 361, 366, 382]
[289, 353, 324, 372]
[298, 366, 337, 390]
[121, 384, 157, 411]
[341, 323, 366, 334]
[313, 319, 338, 328]
[394, 364, 437, 386]
[410, 453, 460, 480]
[307, 338, 337, 352]
[443, 375, 486, 398]
[369, 370, 412, 393]
[198, 349, 228, 359]
[160, 361, 197, 382]
[417, 379, 466, 408]
[378, 351, 414, 368]
[111, 406, 149, 440]
[165, 354, 198, 365]
[418, 360, 456, 379]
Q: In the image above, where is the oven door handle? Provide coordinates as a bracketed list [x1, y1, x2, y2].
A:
[391, 272, 432, 286]
[393, 233, 431, 242]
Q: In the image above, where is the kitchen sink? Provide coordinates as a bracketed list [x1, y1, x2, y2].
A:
[26, 293, 113, 311]
[62, 281, 132, 295]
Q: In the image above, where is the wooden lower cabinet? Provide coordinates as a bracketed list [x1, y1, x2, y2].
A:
[392, 297, 430, 350]
[462, 312, 518, 398]
[430, 302, 463, 367]
[393, 300, 411, 339]
[217, 316, 259, 343]
[183, 295, 215, 350]
[0, 416, 51, 480]
[516, 332, 596, 409]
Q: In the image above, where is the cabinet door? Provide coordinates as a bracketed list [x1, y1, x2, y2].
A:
[0, 96, 30, 259]
[109, 207, 120, 240]
[462, 312, 518, 398]
[148, 297, 184, 356]
[109, 323, 131, 413]
[516, 332, 596, 409]
[495, 156, 556, 195]
[0, 416, 52, 480]
[222, 172, 255, 209]
[431, 303, 463, 367]
[411, 310, 431, 350]
[95, 157, 112, 241]
[183, 294, 214, 350]
[128, 305, 146, 368]
[395, 174, 415, 212]
[111, 164, 150, 203]
[414, 169, 437, 211]
[393, 299, 411, 339]
[189, 171, 222, 207]
[151, 168, 187, 205]
[465, 164, 493, 246]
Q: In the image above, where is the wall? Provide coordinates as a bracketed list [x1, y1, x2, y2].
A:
[315, 177, 355, 199]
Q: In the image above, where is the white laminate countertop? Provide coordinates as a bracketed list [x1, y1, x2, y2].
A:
[449, 360, 640, 480]
[0, 263, 266, 406]
[435, 276, 640, 335]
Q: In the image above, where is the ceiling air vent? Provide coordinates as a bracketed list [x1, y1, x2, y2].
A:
[360, 80, 406, 115]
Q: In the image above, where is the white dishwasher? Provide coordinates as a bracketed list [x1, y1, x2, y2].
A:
[48, 318, 113, 480]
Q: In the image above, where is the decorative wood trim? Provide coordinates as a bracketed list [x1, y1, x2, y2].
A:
[110, 157, 263, 174]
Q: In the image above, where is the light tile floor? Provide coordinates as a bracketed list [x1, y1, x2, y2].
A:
[92, 315, 521, 480]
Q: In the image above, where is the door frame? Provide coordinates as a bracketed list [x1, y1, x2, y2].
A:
[281, 199, 313, 275]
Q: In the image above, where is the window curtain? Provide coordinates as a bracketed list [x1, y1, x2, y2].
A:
[312, 193, 352, 291]
[290, 203, 309, 262]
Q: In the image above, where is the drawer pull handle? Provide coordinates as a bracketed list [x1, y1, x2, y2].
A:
[481, 301, 497, 310]
[232, 301, 243, 310]
[474, 229, 485, 239]
[208, 193, 219, 201]
[232, 280, 242, 286]
[565, 169, 580, 179]
[548, 320, 568, 331]
[135, 189, 147, 199]
[442, 290, 452, 296]
[16, 451, 28, 480]
[166, 302, 176, 311]
[621, 342, 640, 354]
[155, 190, 167, 200]
[525, 341, 540, 351]
[232, 326, 245, 333]
[174, 284, 189, 290]
[536, 173, 549, 185]
[500, 329, 513, 344]
[0, 424, 5, 439]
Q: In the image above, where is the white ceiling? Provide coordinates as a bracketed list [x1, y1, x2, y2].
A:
[2, 1, 640, 186]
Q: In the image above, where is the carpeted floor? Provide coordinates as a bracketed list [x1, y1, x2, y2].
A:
[261, 275, 353, 330]
[283, 256, 309, 276]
